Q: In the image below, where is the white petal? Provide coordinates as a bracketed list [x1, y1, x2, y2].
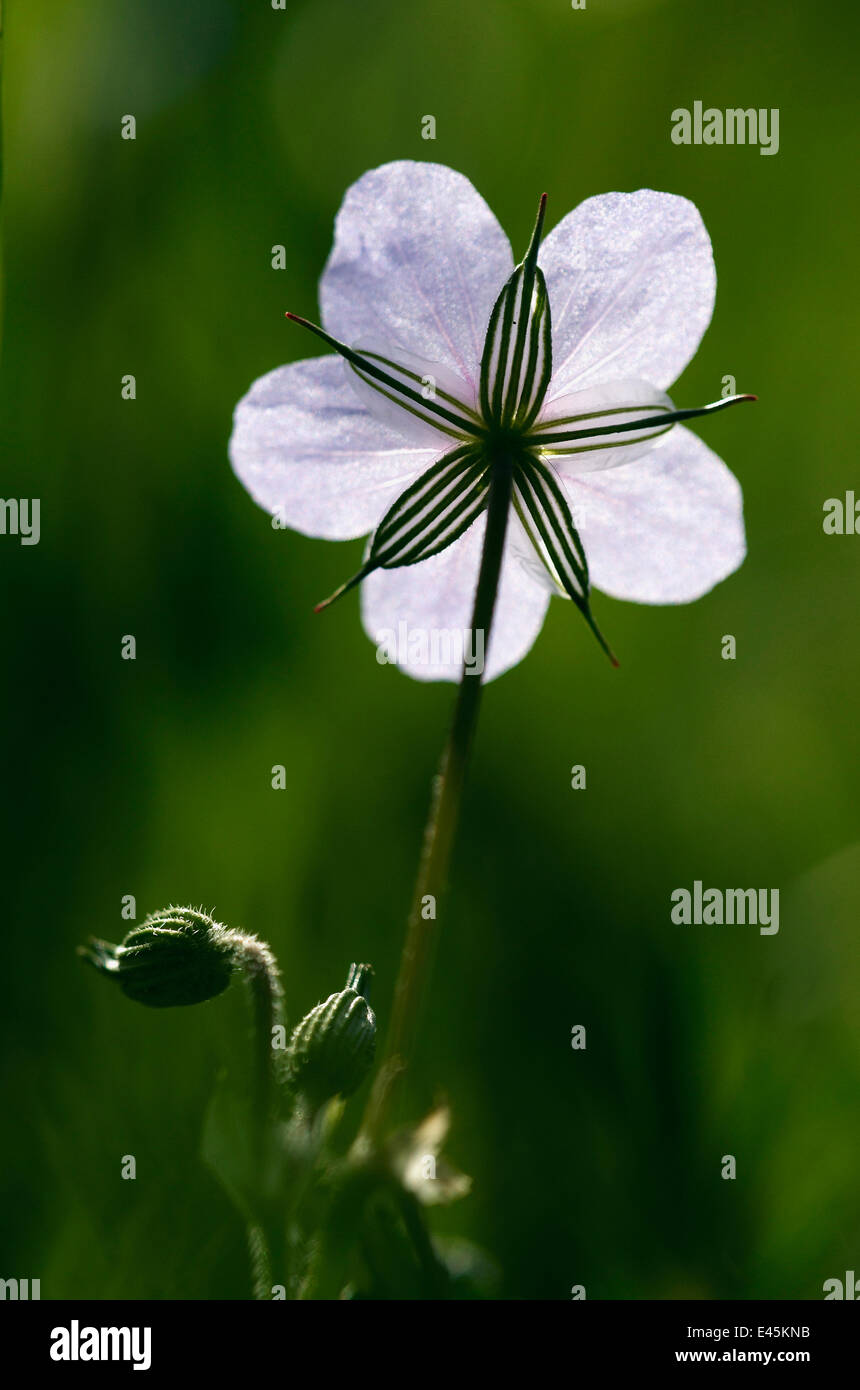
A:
[539, 190, 716, 394]
[319, 161, 514, 394]
[361, 515, 550, 682]
[537, 377, 675, 476]
[229, 355, 441, 540]
[565, 426, 745, 603]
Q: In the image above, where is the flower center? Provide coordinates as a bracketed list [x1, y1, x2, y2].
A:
[482, 420, 533, 456]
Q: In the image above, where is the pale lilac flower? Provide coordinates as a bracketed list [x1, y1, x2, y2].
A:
[229, 161, 751, 681]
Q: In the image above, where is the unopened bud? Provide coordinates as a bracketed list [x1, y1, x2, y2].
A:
[78, 908, 237, 1008]
[288, 963, 376, 1106]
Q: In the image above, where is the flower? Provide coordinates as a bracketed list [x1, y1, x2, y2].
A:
[229, 161, 751, 681]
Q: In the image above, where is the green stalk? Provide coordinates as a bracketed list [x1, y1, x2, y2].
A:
[1, 0, 5, 366]
[224, 932, 286, 1143]
[225, 934, 287, 1299]
[360, 456, 514, 1145]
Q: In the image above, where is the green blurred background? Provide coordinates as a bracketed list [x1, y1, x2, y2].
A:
[2, 0, 859, 1299]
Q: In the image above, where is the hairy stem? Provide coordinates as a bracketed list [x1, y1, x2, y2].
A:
[226, 934, 287, 1299]
[227, 933, 286, 1141]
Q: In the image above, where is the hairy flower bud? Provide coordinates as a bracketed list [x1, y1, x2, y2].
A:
[78, 908, 238, 1008]
[288, 963, 376, 1106]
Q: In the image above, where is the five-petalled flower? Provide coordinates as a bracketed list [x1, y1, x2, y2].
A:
[229, 161, 752, 681]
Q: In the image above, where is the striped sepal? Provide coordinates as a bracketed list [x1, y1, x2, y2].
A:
[285, 314, 482, 441]
[530, 401, 674, 457]
[480, 267, 552, 430]
[479, 195, 552, 430]
[512, 453, 618, 665]
[349, 349, 483, 442]
[370, 444, 491, 568]
[529, 393, 759, 454]
[315, 445, 491, 610]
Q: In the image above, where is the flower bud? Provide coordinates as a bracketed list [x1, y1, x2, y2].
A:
[288, 964, 376, 1106]
[78, 908, 238, 1008]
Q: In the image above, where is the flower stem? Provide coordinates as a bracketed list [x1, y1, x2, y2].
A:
[360, 456, 513, 1144]
[225, 933, 286, 1148]
[224, 934, 287, 1298]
